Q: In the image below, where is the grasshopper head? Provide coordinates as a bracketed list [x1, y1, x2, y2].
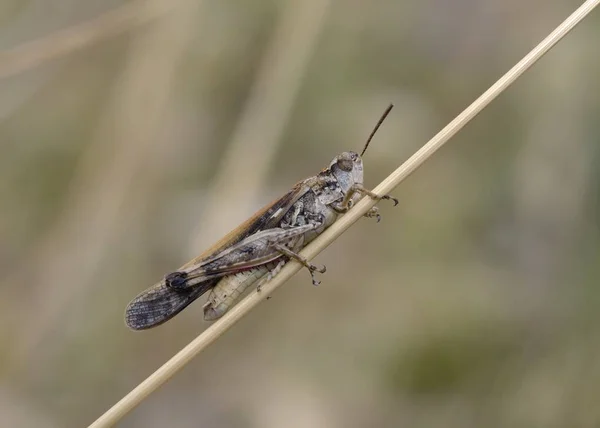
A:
[327, 104, 393, 197]
[329, 151, 364, 192]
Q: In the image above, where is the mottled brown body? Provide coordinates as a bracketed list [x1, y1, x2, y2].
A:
[124, 104, 397, 330]
[124, 184, 311, 330]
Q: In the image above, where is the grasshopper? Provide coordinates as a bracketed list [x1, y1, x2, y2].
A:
[125, 104, 397, 330]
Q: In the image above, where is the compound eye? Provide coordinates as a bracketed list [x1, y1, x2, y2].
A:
[336, 156, 353, 172]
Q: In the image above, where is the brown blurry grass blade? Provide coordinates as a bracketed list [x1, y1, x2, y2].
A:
[0, 0, 173, 80]
[88, 0, 600, 427]
[8, 0, 202, 369]
[190, 0, 333, 250]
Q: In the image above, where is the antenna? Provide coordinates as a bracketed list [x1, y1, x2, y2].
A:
[360, 103, 394, 157]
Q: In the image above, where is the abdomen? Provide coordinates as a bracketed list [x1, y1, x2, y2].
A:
[202, 262, 277, 321]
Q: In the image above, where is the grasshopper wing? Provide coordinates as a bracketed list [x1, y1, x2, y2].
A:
[171, 224, 317, 288]
[125, 181, 311, 330]
[125, 279, 217, 330]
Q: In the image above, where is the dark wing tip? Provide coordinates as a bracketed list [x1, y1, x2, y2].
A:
[124, 297, 164, 331]
[124, 280, 214, 330]
[124, 291, 171, 330]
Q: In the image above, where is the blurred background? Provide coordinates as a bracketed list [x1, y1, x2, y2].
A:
[1, 0, 599, 427]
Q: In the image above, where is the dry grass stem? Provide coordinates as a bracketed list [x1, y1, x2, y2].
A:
[88, 1, 600, 426]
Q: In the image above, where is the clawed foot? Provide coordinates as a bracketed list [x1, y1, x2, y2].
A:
[307, 263, 326, 286]
[364, 193, 397, 222]
[365, 206, 381, 223]
[376, 194, 399, 206]
[274, 244, 326, 286]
